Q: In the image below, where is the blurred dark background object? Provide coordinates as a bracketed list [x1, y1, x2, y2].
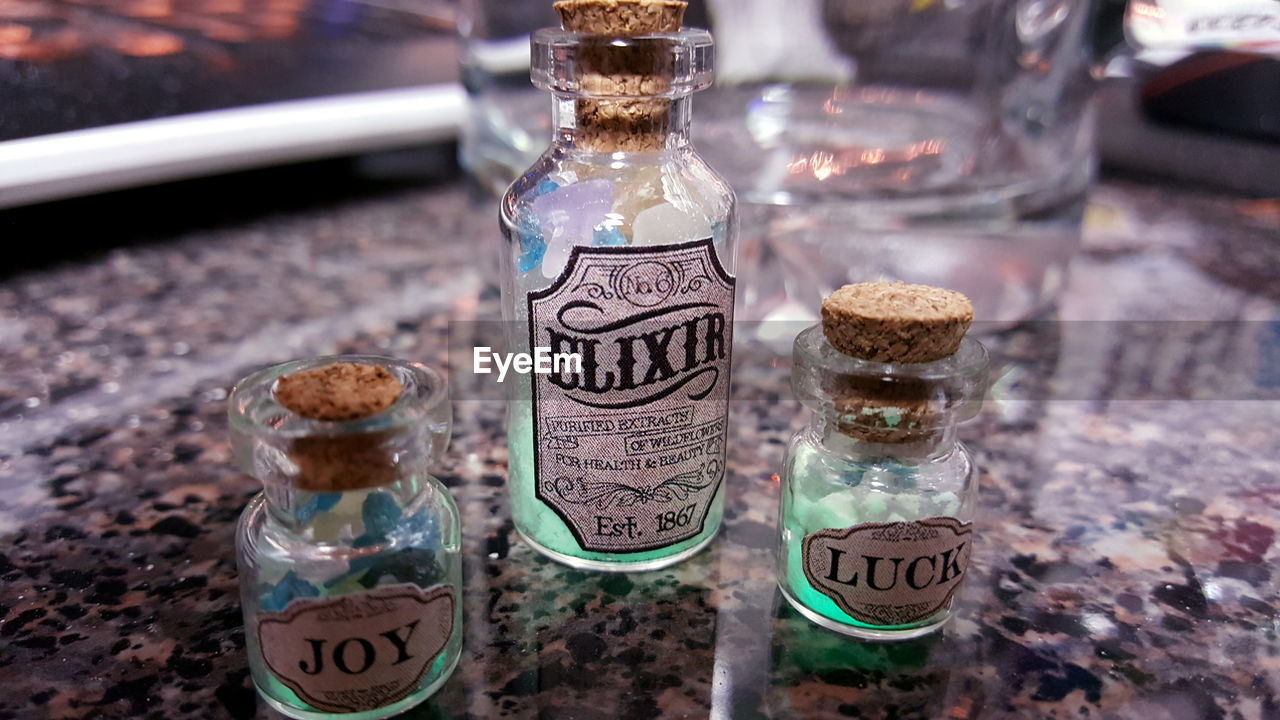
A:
[0, 0, 457, 141]
[0, 0, 464, 208]
[2, 0, 1279, 214]
[1141, 51, 1280, 143]
[1090, 0, 1129, 62]
[1092, 0, 1280, 195]
[0, 143, 460, 276]
[1098, 73, 1280, 197]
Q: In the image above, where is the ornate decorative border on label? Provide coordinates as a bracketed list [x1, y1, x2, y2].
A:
[256, 583, 455, 713]
[527, 237, 735, 553]
[802, 517, 973, 627]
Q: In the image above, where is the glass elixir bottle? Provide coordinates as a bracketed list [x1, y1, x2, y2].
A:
[776, 283, 988, 640]
[231, 357, 461, 718]
[500, 0, 737, 571]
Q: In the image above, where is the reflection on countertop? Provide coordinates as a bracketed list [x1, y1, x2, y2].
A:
[0, 172, 1278, 719]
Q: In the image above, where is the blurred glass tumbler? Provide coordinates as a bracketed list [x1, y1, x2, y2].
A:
[461, 0, 1095, 324]
[703, 0, 1097, 326]
[458, 0, 559, 196]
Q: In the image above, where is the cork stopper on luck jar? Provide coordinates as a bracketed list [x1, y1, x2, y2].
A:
[820, 281, 973, 365]
[815, 282, 977, 444]
[554, 0, 686, 34]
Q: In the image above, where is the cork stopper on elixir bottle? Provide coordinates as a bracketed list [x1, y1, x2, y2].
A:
[551, 0, 689, 152]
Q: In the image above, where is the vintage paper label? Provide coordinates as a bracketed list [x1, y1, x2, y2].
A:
[527, 237, 735, 553]
[802, 517, 973, 626]
[256, 583, 455, 713]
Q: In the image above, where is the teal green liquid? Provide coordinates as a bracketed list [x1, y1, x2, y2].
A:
[507, 401, 724, 569]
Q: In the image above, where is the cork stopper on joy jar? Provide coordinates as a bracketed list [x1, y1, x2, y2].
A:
[275, 362, 404, 491]
[819, 282, 974, 444]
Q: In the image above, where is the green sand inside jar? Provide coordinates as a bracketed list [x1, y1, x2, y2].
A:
[240, 489, 464, 720]
[507, 402, 725, 569]
[778, 440, 969, 630]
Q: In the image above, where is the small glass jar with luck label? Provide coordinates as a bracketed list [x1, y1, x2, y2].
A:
[230, 357, 461, 719]
[777, 283, 988, 640]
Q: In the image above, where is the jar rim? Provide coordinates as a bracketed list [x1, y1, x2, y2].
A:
[531, 27, 715, 99]
[791, 324, 989, 434]
[793, 324, 989, 382]
[228, 355, 450, 440]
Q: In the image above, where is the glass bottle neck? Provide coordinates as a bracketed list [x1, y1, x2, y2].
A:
[263, 474, 430, 532]
[808, 413, 958, 463]
[551, 94, 693, 152]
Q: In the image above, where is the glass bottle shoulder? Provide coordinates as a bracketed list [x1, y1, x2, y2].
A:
[501, 147, 735, 246]
[785, 428, 975, 497]
[238, 481, 461, 561]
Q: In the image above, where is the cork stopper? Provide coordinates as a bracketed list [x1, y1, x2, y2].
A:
[554, 0, 686, 34]
[832, 394, 935, 445]
[820, 282, 974, 364]
[814, 282, 974, 444]
[275, 362, 404, 491]
[552, 0, 688, 152]
[276, 363, 403, 421]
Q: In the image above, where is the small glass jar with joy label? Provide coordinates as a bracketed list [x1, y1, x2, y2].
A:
[230, 357, 461, 719]
[777, 282, 988, 640]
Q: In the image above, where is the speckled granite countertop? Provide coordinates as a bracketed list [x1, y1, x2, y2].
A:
[1, 173, 1278, 720]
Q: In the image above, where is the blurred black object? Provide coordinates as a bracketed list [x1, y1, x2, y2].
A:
[1141, 51, 1280, 144]
[1090, 0, 1128, 62]
[1098, 76, 1280, 197]
[0, 143, 460, 276]
[0, 0, 457, 143]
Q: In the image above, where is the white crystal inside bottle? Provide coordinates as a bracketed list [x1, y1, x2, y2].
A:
[632, 202, 713, 245]
[532, 179, 614, 279]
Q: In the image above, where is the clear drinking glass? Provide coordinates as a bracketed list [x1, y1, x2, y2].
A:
[458, 0, 560, 196]
[697, 0, 1097, 325]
